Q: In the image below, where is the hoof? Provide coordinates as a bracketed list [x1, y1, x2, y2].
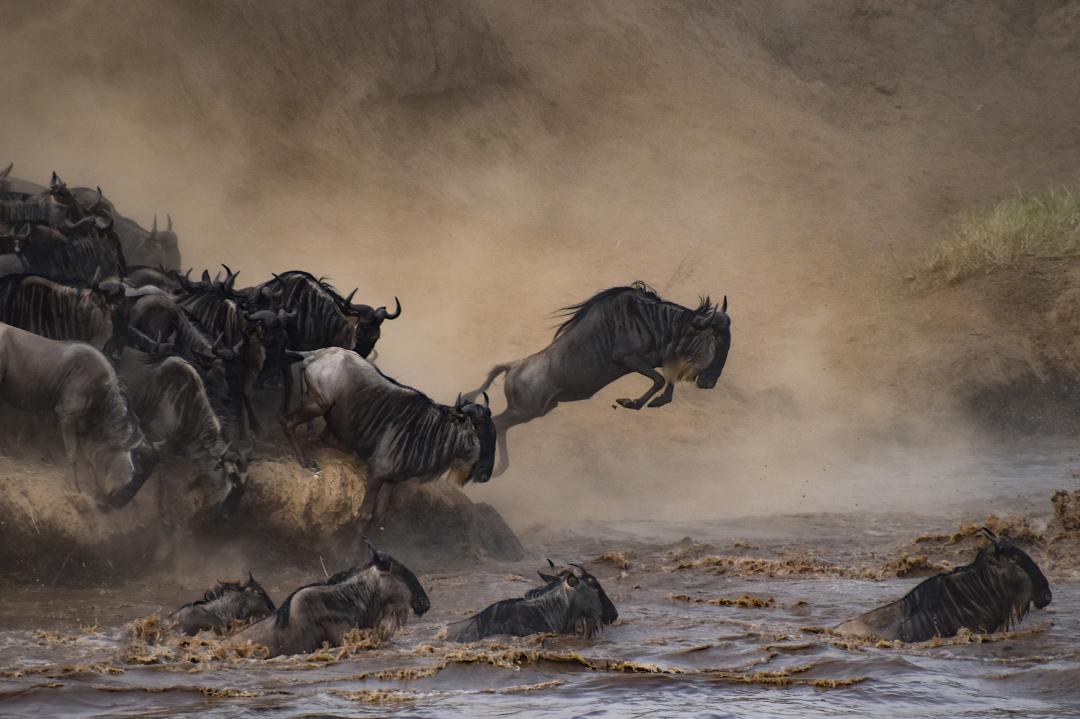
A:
[615, 398, 643, 410]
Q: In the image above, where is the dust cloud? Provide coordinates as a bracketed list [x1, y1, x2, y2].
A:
[2, 0, 1080, 527]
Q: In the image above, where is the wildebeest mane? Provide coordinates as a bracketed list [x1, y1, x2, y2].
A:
[899, 548, 1033, 639]
[554, 281, 660, 339]
[272, 565, 367, 629]
[338, 369, 477, 479]
[200, 581, 245, 603]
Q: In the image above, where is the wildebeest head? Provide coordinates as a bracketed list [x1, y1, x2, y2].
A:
[453, 392, 496, 484]
[341, 291, 401, 358]
[363, 537, 431, 617]
[688, 295, 731, 389]
[982, 528, 1052, 609]
[215, 442, 252, 515]
[145, 215, 181, 269]
[534, 560, 619, 635]
[237, 572, 276, 619]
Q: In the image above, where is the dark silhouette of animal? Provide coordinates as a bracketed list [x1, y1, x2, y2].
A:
[835, 528, 1052, 642]
[0, 273, 128, 357]
[252, 270, 399, 357]
[0, 323, 156, 503]
[446, 561, 618, 641]
[113, 350, 250, 513]
[465, 282, 731, 475]
[231, 539, 429, 657]
[282, 348, 496, 535]
[172, 574, 275, 635]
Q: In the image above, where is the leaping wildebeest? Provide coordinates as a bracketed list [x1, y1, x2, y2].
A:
[0, 323, 157, 504]
[282, 347, 496, 534]
[231, 539, 429, 657]
[835, 528, 1052, 642]
[445, 560, 618, 642]
[465, 281, 731, 475]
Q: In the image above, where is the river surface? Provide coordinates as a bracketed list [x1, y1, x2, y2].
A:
[1, 440, 1078, 719]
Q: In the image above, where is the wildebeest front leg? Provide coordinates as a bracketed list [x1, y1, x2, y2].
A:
[57, 414, 82, 493]
[647, 382, 675, 408]
[356, 473, 386, 536]
[615, 356, 667, 410]
[281, 394, 331, 472]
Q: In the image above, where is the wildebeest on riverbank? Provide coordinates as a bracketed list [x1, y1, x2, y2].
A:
[445, 561, 618, 641]
[0, 323, 157, 503]
[230, 539, 429, 657]
[282, 347, 496, 535]
[465, 281, 731, 475]
[835, 528, 1052, 642]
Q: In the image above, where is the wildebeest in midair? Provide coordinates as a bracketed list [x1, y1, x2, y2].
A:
[171, 573, 275, 636]
[282, 347, 496, 534]
[465, 281, 731, 475]
[0, 273, 129, 358]
[835, 528, 1052, 642]
[445, 560, 618, 642]
[231, 539, 429, 657]
[112, 349, 251, 513]
[0, 323, 157, 503]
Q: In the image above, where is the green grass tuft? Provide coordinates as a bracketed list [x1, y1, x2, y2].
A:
[926, 187, 1080, 282]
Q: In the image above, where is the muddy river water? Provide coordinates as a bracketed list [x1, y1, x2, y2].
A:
[2, 440, 1079, 718]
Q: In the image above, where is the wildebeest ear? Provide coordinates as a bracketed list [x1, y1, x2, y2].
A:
[247, 571, 255, 585]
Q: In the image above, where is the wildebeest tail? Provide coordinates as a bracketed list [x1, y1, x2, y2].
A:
[463, 363, 511, 402]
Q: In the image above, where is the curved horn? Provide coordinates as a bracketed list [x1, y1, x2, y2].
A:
[95, 186, 103, 206]
[166, 214, 173, 232]
[981, 526, 1003, 549]
[362, 535, 378, 558]
[375, 297, 402, 321]
[201, 269, 212, 285]
[455, 392, 465, 410]
[50, 172, 62, 189]
[64, 215, 95, 231]
[547, 558, 557, 571]
[722, 295, 728, 313]
[248, 571, 255, 584]
[0, 162, 11, 180]
[344, 288, 357, 305]
[149, 215, 158, 239]
[482, 391, 490, 408]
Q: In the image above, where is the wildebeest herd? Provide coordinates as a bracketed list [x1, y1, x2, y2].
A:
[0, 165, 1054, 655]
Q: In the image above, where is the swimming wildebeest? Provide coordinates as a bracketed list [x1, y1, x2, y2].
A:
[445, 561, 618, 642]
[835, 528, 1052, 642]
[0, 323, 156, 503]
[112, 349, 251, 513]
[0, 273, 129, 357]
[172, 574, 275, 636]
[465, 281, 731, 475]
[231, 539, 429, 657]
[282, 347, 496, 534]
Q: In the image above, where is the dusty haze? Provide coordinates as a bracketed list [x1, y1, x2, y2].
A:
[3, 0, 1080, 525]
